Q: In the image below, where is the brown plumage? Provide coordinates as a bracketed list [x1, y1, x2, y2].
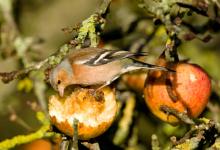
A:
[49, 47, 172, 96]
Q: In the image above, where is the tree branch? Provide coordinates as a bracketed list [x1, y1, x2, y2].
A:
[160, 105, 195, 125]
[0, 112, 60, 150]
[0, 0, 112, 84]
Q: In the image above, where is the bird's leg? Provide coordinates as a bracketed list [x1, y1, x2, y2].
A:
[92, 75, 120, 101]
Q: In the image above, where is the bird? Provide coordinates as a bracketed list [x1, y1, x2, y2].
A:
[49, 47, 173, 97]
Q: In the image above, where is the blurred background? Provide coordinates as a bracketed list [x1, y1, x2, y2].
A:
[0, 0, 220, 149]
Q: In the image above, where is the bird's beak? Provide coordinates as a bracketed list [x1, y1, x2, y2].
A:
[58, 86, 65, 97]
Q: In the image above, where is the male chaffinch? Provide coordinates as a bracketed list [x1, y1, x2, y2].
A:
[49, 47, 172, 96]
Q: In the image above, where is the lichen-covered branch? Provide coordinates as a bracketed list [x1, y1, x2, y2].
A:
[137, 0, 220, 60]
[0, 0, 112, 84]
[171, 119, 218, 149]
[0, 44, 70, 83]
[0, 112, 60, 150]
[113, 94, 136, 145]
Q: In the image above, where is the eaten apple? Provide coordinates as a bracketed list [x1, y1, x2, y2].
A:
[49, 87, 117, 140]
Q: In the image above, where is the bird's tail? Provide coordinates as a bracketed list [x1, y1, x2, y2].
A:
[122, 60, 175, 73]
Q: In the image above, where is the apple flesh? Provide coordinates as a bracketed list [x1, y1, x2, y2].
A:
[49, 87, 117, 140]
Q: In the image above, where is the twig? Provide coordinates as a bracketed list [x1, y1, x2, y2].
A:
[0, 112, 60, 150]
[0, 0, 112, 84]
[97, 0, 112, 16]
[32, 71, 48, 114]
[113, 94, 136, 145]
[170, 127, 195, 146]
[171, 119, 217, 149]
[176, 2, 208, 17]
[151, 134, 160, 150]
[71, 118, 79, 150]
[60, 136, 70, 150]
[160, 105, 195, 125]
[81, 142, 101, 150]
[8, 106, 33, 131]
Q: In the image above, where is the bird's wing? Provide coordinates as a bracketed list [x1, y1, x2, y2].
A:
[83, 50, 148, 66]
[68, 47, 104, 65]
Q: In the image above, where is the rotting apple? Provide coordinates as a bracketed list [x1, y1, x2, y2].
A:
[48, 86, 117, 140]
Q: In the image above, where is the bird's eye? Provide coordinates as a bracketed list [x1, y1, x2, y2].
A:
[57, 80, 61, 84]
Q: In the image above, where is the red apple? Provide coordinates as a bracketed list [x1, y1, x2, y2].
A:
[144, 62, 211, 124]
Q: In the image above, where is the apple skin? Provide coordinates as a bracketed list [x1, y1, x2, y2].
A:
[144, 62, 211, 124]
[122, 72, 147, 92]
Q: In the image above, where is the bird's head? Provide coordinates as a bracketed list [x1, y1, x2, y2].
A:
[49, 59, 73, 97]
